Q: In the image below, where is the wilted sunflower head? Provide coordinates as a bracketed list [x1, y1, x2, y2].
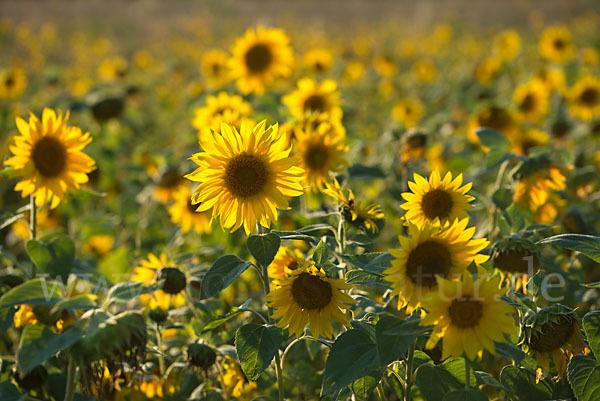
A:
[492, 235, 540, 292]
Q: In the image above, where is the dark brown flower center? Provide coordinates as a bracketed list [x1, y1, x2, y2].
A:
[32, 136, 67, 178]
[287, 261, 299, 271]
[494, 250, 538, 274]
[553, 38, 566, 50]
[579, 88, 599, 106]
[448, 297, 483, 328]
[528, 316, 574, 352]
[303, 143, 330, 170]
[187, 199, 199, 213]
[5, 76, 15, 88]
[303, 94, 326, 113]
[406, 240, 452, 288]
[551, 120, 570, 139]
[406, 133, 427, 149]
[224, 153, 269, 199]
[421, 189, 454, 220]
[291, 272, 333, 310]
[479, 107, 513, 131]
[245, 44, 273, 73]
[158, 169, 183, 189]
[519, 94, 536, 113]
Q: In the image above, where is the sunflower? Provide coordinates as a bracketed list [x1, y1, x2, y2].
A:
[492, 236, 540, 293]
[400, 130, 428, 163]
[534, 66, 566, 93]
[185, 120, 305, 235]
[493, 29, 521, 62]
[343, 60, 365, 83]
[268, 246, 306, 283]
[391, 98, 424, 128]
[229, 26, 294, 94]
[0, 66, 27, 99]
[510, 128, 549, 156]
[83, 234, 115, 258]
[152, 167, 187, 204]
[303, 48, 333, 74]
[98, 56, 128, 81]
[222, 356, 258, 401]
[539, 26, 575, 63]
[567, 75, 600, 121]
[293, 117, 349, 190]
[421, 272, 516, 360]
[201, 49, 231, 88]
[282, 77, 342, 120]
[4, 108, 96, 208]
[167, 187, 212, 234]
[265, 262, 355, 339]
[373, 55, 397, 77]
[12, 208, 61, 240]
[513, 79, 550, 121]
[475, 57, 502, 85]
[384, 219, 489, 312]
[514, 166, 566, 214]
[521, 304, 588, 380]
[192, 92, 254, 145]
[468, 106, 520, 148]
[412, 59, 436, 83]
[401, 170, 474, 228]
[132, 253, 186, 310]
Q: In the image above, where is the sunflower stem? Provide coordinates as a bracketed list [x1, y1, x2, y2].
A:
[464, 357, 471, 389]
[376, 382, 386, 401]
[63, 356, 76, 401]
[155, 324, 167, 393]
[405, 340, 416, 401]
[29, 195, 37, 279]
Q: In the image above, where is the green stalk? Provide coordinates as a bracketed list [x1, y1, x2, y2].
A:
[464, 357, 471, 389]
[63, 357, 76, 401]
[29, 195, 37, 278]
[404, 341, 416, 401]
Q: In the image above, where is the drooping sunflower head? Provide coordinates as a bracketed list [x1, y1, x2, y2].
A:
[132, 253, 187, 310]
[567, 75, 600, 122]
[539, 26, 575, 63]
[492, 235, 540, 293]
[401, 170, 474, 228]
[391, 98, 424, 128]
[186, 120, 305, 234]
[322, 177, 384, 233]
[230, 26, 294, 94]
[521, 304, 588, 379]
[293, 116, 349, 190]
[282, 77, 342, 120]
[268, 246, 306, 283]
[421, 272, 517, 360]
[303, 48, 334, 74]
[0, 66, 27, 99]
[265, 262, 355, 339]
[4, 108, 96, 208]
[193, 91, 254, 146]
[385, 218, 490, 312]
[201, 49, 232, 88]
[513, 79, 550, 121]
[167, 187, 212, 235]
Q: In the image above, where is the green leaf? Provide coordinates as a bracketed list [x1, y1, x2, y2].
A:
[51, 295, 95, 314]
[583, 311, 600, 359]
[568, 354, 600, 401]
[473, 371, 510, 393]
[492, 188, 512, 210]
[375, 315, 429, 366]
[105, 281, 163, 303]
[350, 368, 383, 400]
[538, 234, 600, 263]
[0, 382, 27, 401]
[415, 363, 463, 401]
[340, 252, 393, 273]
[499, 365, 552, 401]
[312, 239, 329, 267]
[322, 329, 379, 395]
[201, 299, 252, 333]
[200, 255, 253, 300]
[346, 270, 389, 289]
[475, 127, 510, 150]
[246, 234, 281, 267]
[18, 324, 83, 374]
[442, 389, 488, 401]
[494, 342, 538, 370]
[0, 278, 63, 309]
[235, 324, 283, 381]
[26, 234, 75, 279]
[525, 271, 546, 298]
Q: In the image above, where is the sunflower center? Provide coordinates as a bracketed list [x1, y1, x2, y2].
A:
[406, 133, 427, 149]
[245, 44, 273, 73]
[304, 143, 330, 170]
[291, 272, 333, 310]
[224, 154, 269, 199]
[287, 261, 299, 271]
[528, 316, 574, 352]
[187, 199, 199, 213]
[32, 136, 67, 178]
[519, 94, 536, 113]
[5, 76, 15, 88]
[494, 249, 538, 274]
[158, 169, 182, 188]
[553, 38, 566, 50]
[579, 88, 599, 106]
[448, 297, 483, 328]
[421, 189, 454, 220]
[406, 241, 452, 288]
[303, 94, 326, 113]
[211, 63, 222, 75]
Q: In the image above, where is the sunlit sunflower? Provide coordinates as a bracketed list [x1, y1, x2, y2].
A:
[83, 234, 115, 258]
[167, 187, 212, 234]
[222, 356, 258, 401]
[98, 56, 128, 81]
[513, 79, 550, 121]
[384, 219, 489, 312]
[567, 75, 600, 121]
[581, 47, 599, 67]
[539, 26, 575, 63]
[400, 130, 428, 163]
[534, 66, 566, 93]
[514, 166, 566, 215]
[282, 77, 342, 120]
[192, 92, 254, 145]
[468, 106, 520, 148]
[323, 177, 384, 233]
[265, 262, 355, 339]
[4, 108, 96, 208]
[521, 305, 588, 380]
[391, 98, 424, 128]
[152, 167, 187, 204]
[412, 59, 436, 83]
[186, 121, 305, 234]
[373, 55, 397, 77]
[401, 170, 474, 228]
[493, 29, 521, 62]
[14, 304, 73, 333]
[510, 128, 549, 156]
[492, 236, 540, 293]
[293, 117, 349, 190]
[475, 57, 502, 85]
[343, 60, 365, 83]
[303, 48, 333, 74]
[0, 66, 27, 99]
[268, 246, 306, 283]
[132, 253, 186, 310]
[201, 49, 231, 88]
[229, 26, 294, 94]
[421, 272, 517, 360]
[12, 208, 61, 240]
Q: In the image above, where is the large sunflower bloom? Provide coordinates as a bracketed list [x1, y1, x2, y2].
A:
[421, 272, 517, 360]
[132, 253, 186, 310]
[384, 219, 489, 312]
[567, 75, 600, 121]
[282, 77, 342, 120]
[401, 170, 474, 228]
[539, 26, 575, 63]
[265, 262, 355, 339]
[4, 108, 96, 208]
[185, 121, 305, 234]
[168, 187, 212, 234]
[229, 26, 294, 95]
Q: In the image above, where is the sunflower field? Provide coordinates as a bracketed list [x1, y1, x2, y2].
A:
[1, 2, 600, 401]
